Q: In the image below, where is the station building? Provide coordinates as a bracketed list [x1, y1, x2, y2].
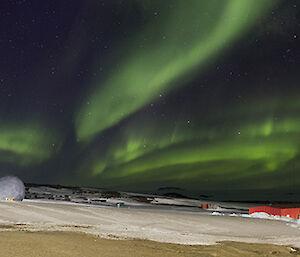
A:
[249, 205, 300, 220]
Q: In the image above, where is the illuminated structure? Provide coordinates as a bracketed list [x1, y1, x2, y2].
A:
[0, 176, 25, 201]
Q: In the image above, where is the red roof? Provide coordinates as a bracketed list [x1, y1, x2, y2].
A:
[249, 205, 300, 219]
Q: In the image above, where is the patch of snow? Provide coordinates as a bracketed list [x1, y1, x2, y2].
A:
[247, 212, 300, 226]
[211, 212, 223, 216]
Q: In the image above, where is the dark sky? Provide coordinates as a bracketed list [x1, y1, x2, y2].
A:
[0, 0, 299, 199]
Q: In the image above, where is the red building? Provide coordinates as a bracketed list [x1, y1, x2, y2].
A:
[249, 205, 300, 220]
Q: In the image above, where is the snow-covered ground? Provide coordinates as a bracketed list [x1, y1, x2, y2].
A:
[0, 184, 296, 246]
[211, 210, 300, 225]
[0, 200, 300, 247]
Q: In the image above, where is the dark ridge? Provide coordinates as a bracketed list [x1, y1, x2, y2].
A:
[25, 183, 106, 191]
[163, 192, 192, 199]
[25, 183, 81, 190]
[101, 191, 121, 198]
[157, 187, 184, 191]
[130, 196, 153, 203]
[199, 194, 213, 198]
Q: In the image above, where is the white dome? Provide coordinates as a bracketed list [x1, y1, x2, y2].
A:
[0, 176, 25, 201]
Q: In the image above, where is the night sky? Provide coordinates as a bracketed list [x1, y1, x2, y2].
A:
[1, 0, 300, 199]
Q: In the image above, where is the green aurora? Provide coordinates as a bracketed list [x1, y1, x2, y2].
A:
[75, 93, 300, 194]
[70, 0, 300, 196]
[75, 0, 276, 141]
[0, 122, 60, 167]
[2, 0, 300, 200]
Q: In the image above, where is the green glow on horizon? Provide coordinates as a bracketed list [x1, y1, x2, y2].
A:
[76, 90, 300, 192]
[76, 0, 276, 140]
[0, 122, 60, 166]
[85, 115, 300, 177]
[114, 137, 295, 177]
[90, 136, 296, 177]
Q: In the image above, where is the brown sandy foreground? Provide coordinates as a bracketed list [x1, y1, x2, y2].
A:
[0, 231, 299, 257]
